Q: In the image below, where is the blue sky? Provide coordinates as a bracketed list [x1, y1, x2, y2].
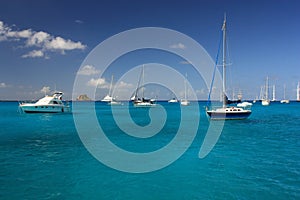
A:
[0, 0, 299, 100]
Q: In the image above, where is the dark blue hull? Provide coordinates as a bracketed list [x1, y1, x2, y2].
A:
[207, 111, 251, 120]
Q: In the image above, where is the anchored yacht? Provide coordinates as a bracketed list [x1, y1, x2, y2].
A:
[19, 92, 70, 113]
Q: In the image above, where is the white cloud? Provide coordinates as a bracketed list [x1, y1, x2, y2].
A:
[26, 31, 50, 46]
[87, 78, 107, 88]
[40, 86, 51, 94]
[170, 43, 186, 49]
[116, 81, 134, 89]
[45, 36, 85, 51]
[22, 50, 44, 58]
[0, 21, 4, 30]
[1, 20, 32, 41]
[0, 19, 86, 58]
[6, 29, 32, 39]
[0, 82, 7, 88]
[77, 65, 100, 76]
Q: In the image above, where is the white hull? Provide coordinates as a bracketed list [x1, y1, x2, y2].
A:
[108, 101, 122, 105]
[19, 92, 69, 113]
[20, 104, 66, 113]
[168, 98, 178, 103]
[180, 100, 189, 106]
[280, 99, 290, 104]
[261, 100, 270, 106]
[134, 102, 156, 107]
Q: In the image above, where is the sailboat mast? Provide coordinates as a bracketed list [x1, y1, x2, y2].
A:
[222, 15, 227, 107]
[272, 84, 276, 101]
[283, 84, 286, 99]
[265, 76, 269, 100]
[260, 86, 263, 100]
[184, 73, 187, 100]
[134, 66, 143, 100]
[142, 64, 145, 99]
[297, 82, 300, 101]
[109, 75, 114, 97]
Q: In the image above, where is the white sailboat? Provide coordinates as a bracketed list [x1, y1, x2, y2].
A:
[132, 65, 156, 107]
[271, 84, 276, 102]
[206, 15, 251, 120]
[261, 76, 270, 106]
[280, 84, 290, 104]
[180, 74, 190, 106]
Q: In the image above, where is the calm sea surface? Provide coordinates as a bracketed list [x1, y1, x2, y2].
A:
[0, 101, 299, 199]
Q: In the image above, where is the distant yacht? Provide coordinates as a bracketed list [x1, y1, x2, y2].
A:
[132, 65, 156, 107]
[101, 94, 114, 102]
[180, 74, 190, 106]
[19, 92, 70, 113]
[168, 98, 178, 103]
[206, 15, 251, 120]
[280, 84, 290, 104]
[101, 75, 115, 102]
[261, 76, 270, 106]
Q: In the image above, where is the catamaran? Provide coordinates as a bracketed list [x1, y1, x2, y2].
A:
[206, 15, 252, 120]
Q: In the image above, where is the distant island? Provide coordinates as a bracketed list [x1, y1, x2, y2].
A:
[76, 94, 91, 101]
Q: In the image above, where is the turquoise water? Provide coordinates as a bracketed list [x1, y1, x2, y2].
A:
[0, 101, 299, 199]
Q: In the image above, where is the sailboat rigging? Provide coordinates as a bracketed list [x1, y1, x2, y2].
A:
[180, 73, 190, 106]
[206, 15, 252, 120]
[280, 84, 290, 104]
[271, 84, 276, 102]
[101, 75, 121, 105]
[297, 82, 300, 102]
[261, 76, 270, 106]
[132, 65, 156, 107]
